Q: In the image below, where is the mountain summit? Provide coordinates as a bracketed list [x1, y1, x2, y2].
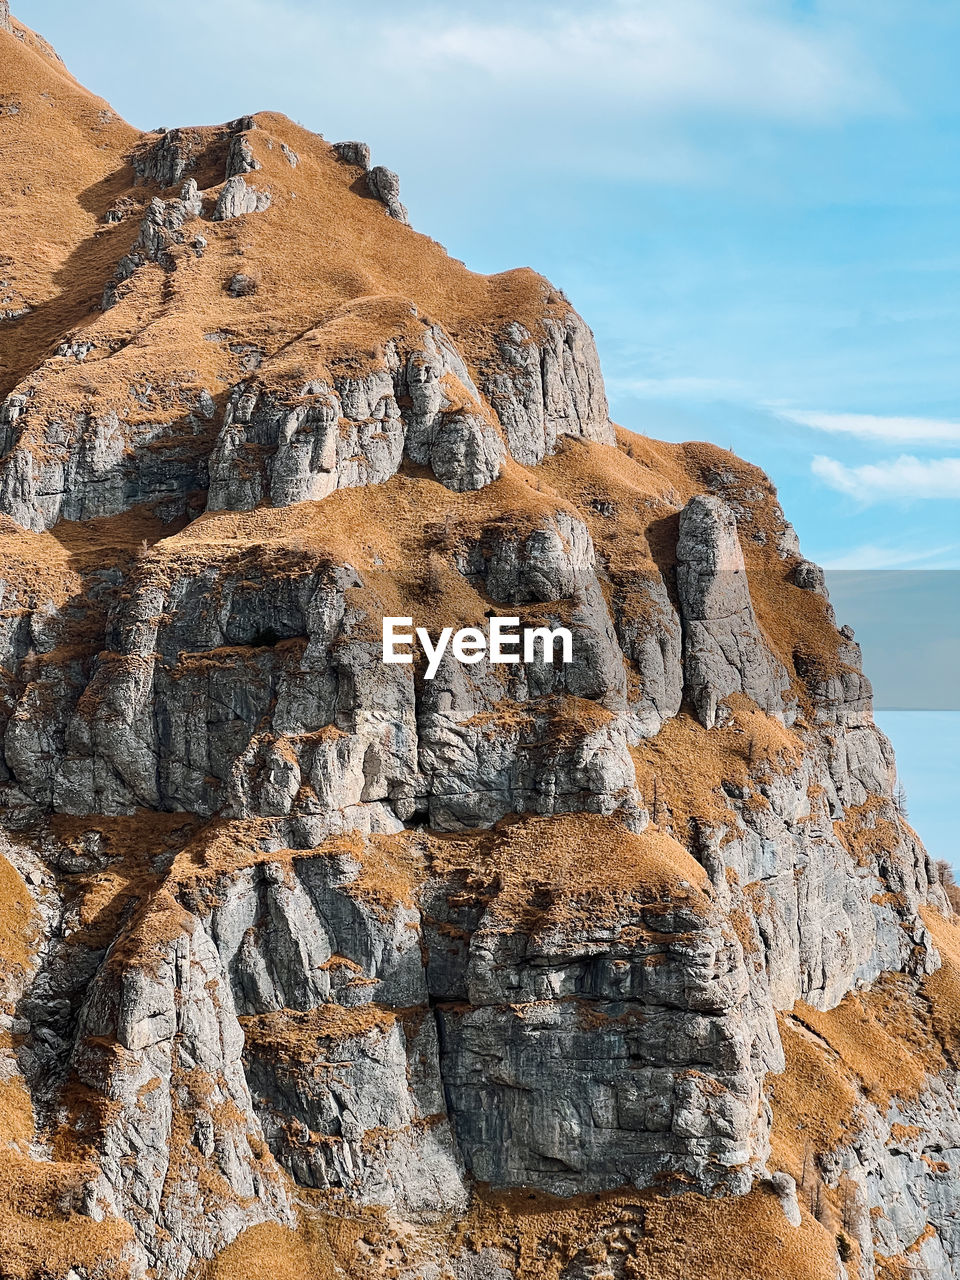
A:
[1, 10, 958, 1280]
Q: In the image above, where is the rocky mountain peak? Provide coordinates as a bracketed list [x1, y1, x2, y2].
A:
[0, 10, 958, 1280]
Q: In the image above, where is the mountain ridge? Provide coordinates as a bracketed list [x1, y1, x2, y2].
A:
[0, 11, 959, 1280]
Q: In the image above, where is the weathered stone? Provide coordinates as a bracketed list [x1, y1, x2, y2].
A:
[226, 272, 257, 297]
[793, 557, 829, 595]
[436, 879, 771, 1196]
[213, 174, 272, 221]
[207, 324, 504, 509]
[676, 494, 793, 728]
[768, 1172, 802, 1227]
[367, 165, 409, 223]
[70, 898, 294, 1275]
[133, 128, 201, 187]
[102, 180, 204, 309]
[333, 140, 371, 169]
[480, 313, 615, 465]
[225, 132, 260, 178]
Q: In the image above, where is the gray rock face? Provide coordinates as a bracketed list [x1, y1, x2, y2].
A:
[225, 131, 260, 177]
[70, 896, 294, 1278]
[333, 140, 372, 169]
[3, 422, 946, 1270]
[612, 570, 684, 740]
[480, 313, 615, 465]
[226, 271, 257, 297]
[676, 495, 793, 728]
[48, 557, 407, 825]
[213, 174, 272, 220]
[793, 557, 829, 596]
[102, 180, 204, 309]
[0, 1, 11, 34]
[244, 1007, 467, 1216]
[700, 768, 937, 1017]
[823, 1075, 960, 1278]
[16, 514, 642, 835]
[432, 872, 774, 1196]
[768, 1172, 802, 1228]
[207, 324, 505, 508]
[0, 382, 213, 530]
[367, 165, 409, 223]
[133, 129, 201, 187]
[188, 850, 467, 1215]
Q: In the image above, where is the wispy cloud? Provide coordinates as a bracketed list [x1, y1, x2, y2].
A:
[780, 409, 960, 443]
[817, 542, 960, 570]
[170, 0, 890, 186]
[398, 0, 886, 121]
[608, 374, 748, 399]
[812, 454, 960, 502]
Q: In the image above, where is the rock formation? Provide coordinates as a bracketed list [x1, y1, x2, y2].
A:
[0, 9, 957, 1280]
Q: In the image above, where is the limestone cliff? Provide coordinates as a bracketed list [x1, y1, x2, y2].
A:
[0, 11, 958, 1280]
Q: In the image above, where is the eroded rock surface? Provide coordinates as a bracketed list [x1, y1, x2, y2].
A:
[0, 10, 958, 1280]
[676, 494, 792, 729]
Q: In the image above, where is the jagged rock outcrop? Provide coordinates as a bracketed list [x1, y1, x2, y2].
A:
[829, 1074, 960, 1277]
[333, 140, 371, 169]
[70, 896, 294, 1277]
[329, 142, 407, 220]
[5, 510, 643, 834]
[226, 271, 257, 297]
[677, 494, 793, 729]
[133, 128, 202, 187]
[206, 323, 506, 506]
[427, 823, 775, 1197]
[0, 382, 215, 530]
[0, 11, 957, 1280]
[213, 174, 271, 220]
[613, 571, 684, 740]
[225, 131, 260, 178]
[480, 312, 615, 466]
[102, 181, 205, 308]
[190, 847, 468, 1215]
[367, 165, 409, 224]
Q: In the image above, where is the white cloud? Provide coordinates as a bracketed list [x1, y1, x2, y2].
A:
[397, 0, 885, 121]
[608, 374, 748, 398]
[76, 0, 893, 194]
[190, 0, 887, 128]
[780, 409, 960, 443]
[812, 454, 960, 502]
[817, 542, 960, 570]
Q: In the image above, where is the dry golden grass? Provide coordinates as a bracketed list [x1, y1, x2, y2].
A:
[921, 908, 960, 1064]
[630, 694, 803, 839]
[0, 852, 37, 982]
[423, 813, 713, 936]
[241, 1003, 401, 1064]
[197, 1219, 344, 1280]
[197, 1182, 842, 1280]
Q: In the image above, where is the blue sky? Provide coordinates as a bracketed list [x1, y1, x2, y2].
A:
[19, 0, 958, 861]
